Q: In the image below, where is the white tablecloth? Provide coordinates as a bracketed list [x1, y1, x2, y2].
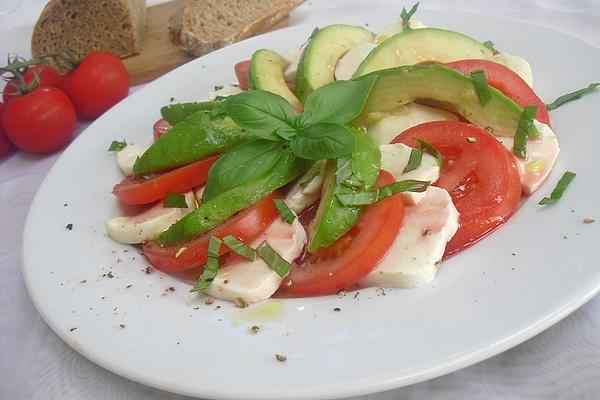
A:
[1, 1, 599, 399]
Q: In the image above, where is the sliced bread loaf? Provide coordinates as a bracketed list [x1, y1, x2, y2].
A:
[31, 0, 146, 62]
[176, 0, 304, 56]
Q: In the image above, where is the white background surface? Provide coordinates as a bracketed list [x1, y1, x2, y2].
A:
[1, 1, 599, 399]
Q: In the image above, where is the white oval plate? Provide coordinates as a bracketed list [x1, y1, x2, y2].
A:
[22, 10, 600, 400]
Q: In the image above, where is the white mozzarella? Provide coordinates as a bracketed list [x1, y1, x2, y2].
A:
[105, 192, 197, 244]
[334, 43, 377, 81]
[367, 103, 458, 145]
[284, 161, 326, 214]
[376, 19, 427, 42]
[380, 143, 440, 205]
[497, 121, 560, 195]
[360, 186, 459, 288]
[204, 217, 307, 303]
[283, 49, 302, 82]
[116, 144, 146, 176]
[207, 84, 244, 100]
[492, 53, 534, 87]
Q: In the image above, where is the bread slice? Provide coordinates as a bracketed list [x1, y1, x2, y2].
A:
[31, 0, 146, 63]
[177, 0, 304, 56]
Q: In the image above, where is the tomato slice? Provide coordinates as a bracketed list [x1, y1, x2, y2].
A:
[234, 60, 251, 90]
[393, 121, 521, 256]
[153, 118, 171, 141]
[143, 192, 281, 272]
[280, 171, 404, 296]
[112, 155, 219, 205]
[446, 59, 550, 125]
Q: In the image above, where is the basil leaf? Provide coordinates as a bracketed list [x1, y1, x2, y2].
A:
[335, 157, 353, 185]
[273, 199, 296, 224]
[190, 256, 219, 292]
[513, 105, 538, 159]
[301, 77, 378, 126]
[335, 191, 378, 206]
[415, 139, 443, 167]
[538, 171, 576, 205]
[256, 241, 293, 278]
[108, 140, 127, 152]
[471, 69, 492, 105]
[163, 193, 189, 208]
[223, 90, 296, 139]
[291, 123, 355, 160]
[336, 179, 430, 206]
[207, 235, 222, 257]
[482, 40, 497, 52]
[403, 148, 423, 173]
[401, 2, 419, 30]
[545, 83, 600, 111]
[161, 101, 223, 125]
[223, 235, 256, 261]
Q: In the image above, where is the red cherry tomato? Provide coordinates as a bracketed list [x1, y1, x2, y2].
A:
[112, 155, 219, 205]
[2, 65, 63, 103]
[2, 87, 76, 154]
[280, 171, 404, 297]
[153, 118, 172, 141]
[0, 102, 13, 157]
[445, 59, 550, 125]
[392, 121, 522, 256]
[234, 60, 251, 90]
[63, 51, 129, 119]
[143, 192, 281, 272]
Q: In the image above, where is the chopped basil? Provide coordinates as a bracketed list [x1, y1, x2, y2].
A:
[403, 148, 423, 173]
[223, 235, 256, 261]
[214, 85, 224, 91]
[401, 3, 419, 31]
[336, 179, 431, 206]
[415, 139, 443, 167]
[107, 140, 127, 152]
[471, 69, 492, 105]
[482, 40, 497, 52]
[538, 171, 576, 205]
[190, 257, 219, 292]
[273, 199, 296, 224]
[163, 193, 188, 208]
[335, 157, 364, 188]
[545, 83, 600, 111]
[207, 235, 222, 258]
[336, 191, 377, 206]
[256, 241, 293, 278]
[513, 105, 538, 159]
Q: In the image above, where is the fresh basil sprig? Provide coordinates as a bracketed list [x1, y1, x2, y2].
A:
[290, 123, 355, 160]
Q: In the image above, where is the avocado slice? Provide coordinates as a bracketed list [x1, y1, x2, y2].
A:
[250, 49, 303, 112]
[353, 28, 493, 78]
[309, 127, 380, 252]
[296, 24, 374, 102]
[356, 64, 523, 137]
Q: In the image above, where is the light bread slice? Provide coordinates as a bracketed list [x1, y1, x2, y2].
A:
[176, 0, 304, 56]
[31, 0, 146, 63]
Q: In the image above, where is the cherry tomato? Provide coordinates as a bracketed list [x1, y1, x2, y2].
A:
[446, 59, 550, 125]
[234, 60, 251, 90]
[2, 87, 76, 154]
[112, 155, 219, 205]
[153, 118, 172, 141]
[280, 171, 404, 296]
[2, 65, 63, 103]
[143, 192, 281, 272]
[63, 51, 129, 119]
[393, 121, 522, 256]
[0, 102, 13, 157]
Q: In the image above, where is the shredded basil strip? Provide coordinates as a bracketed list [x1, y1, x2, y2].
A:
[415, 139, 443, 167]
[545, 83, 600, 111]
[335, 157, 353, 185]
[163, 193, 189, 208]
[336, 179, 431, 206]
[207, 235, 222, 258]
[273, 199, 296, 224]
[223, 235, 256, 261]
[471, 69, 492, 105]
[538, 171, 576, 205]
[482, 40, 496, 52]
[190, 257, 219, 292]
[403, 148, 423, 173]
[256, 241, 293, 278]
[513, 105, 538, 159]
[107, 140, 127, 152]
[401, 2, 419, 31]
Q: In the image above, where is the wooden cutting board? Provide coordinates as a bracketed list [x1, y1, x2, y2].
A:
[122, 0, 292, 86]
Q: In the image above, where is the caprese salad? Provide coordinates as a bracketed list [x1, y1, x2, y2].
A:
[106, 5, 592, 304]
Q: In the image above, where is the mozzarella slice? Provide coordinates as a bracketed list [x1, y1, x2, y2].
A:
[334, 43, 377, 81]
[360, 186, 459, 288]
[376, 19, 427, 42]
[207, 84, 244, 100]
[116, 144, 146, 176]
[105, 192, 197, 244]
[284, 161, 326, 214]
[204, 217, 307, 303]
[283, 49, 302, 82]
[380, 143, 440, 205]
[367, 103, 458, 145]
[497, 120, 560, 195]
[492, 53, 533, 87]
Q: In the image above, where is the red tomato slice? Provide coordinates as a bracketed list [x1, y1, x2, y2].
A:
[153, 118, 171, 141]
[234, 60, 251, 90]
[143, 192, 281, 272]
[112, 155, 219, 205]
[446, 59, 550, 125]
[393, 121, 521, 256]
[280, 171, 404, 297]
